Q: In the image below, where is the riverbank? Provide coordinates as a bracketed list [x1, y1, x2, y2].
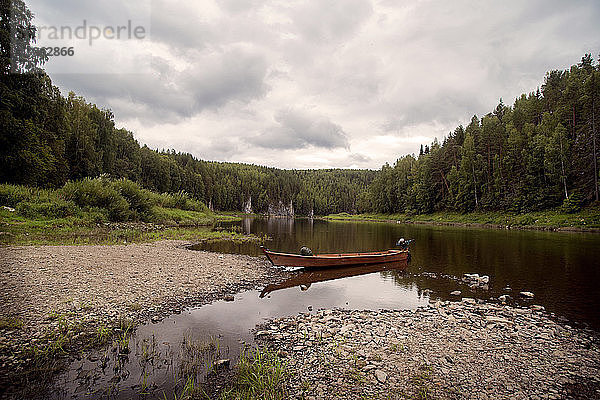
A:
[0, 180, 244, 246]
[324, 208, 600, 232]
[254, 300, 600, 400]
[0, 240, 288, 398]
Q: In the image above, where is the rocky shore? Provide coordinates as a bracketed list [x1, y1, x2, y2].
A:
[255, 300, 600, 400]
[0, 240, 287, 393]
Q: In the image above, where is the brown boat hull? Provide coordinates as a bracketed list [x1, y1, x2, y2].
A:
[261, 246, 409, 268]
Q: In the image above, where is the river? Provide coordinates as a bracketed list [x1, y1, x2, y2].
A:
[52, 217, 600, 399]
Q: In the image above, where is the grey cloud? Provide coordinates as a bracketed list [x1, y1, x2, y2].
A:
[371, 0, 600, 134]
[290, 0, 373, 43]
[380, 95, 489, 134]
[218, 0, 262, 15]
[197, 137, 240, 161]
[183, 48, 269, 111]
[252, 109, 349, 150]
[149, 0, 213, 50]
[348, 153, 371, 163]
[36, 0, 600, 169]
[53, 47, 268, 125]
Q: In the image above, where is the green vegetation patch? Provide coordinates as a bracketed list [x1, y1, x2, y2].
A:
[0, 180, 251, 245]
[0, 316, 23, 330]
[324, 207, 600, 230]
[220, 348, 289, 400]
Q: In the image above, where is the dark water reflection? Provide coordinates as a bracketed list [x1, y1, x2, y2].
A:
[203, 217, 600, 330]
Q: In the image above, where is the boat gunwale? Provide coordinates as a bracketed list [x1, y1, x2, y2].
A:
[260, 247, 407, 259]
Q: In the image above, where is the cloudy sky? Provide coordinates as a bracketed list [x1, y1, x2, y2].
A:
[29, 0, 600, 169]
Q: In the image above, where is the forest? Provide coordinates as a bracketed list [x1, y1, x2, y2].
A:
[368, 55, 600, 214]
[1, 0, 599, 216]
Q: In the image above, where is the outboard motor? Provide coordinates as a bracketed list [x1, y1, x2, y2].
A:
[396, 238, 413, 250]
[300, 246, 313, 256]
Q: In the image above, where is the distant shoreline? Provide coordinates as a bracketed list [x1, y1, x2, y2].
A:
[321, 210, 600, 233]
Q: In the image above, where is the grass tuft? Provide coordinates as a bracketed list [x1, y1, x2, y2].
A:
[0, 316, 23, 330]
[220, 347, 288, 400]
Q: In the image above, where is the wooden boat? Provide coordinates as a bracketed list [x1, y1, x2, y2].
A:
[260, 246, 409, 268]
[259, 261, 408, 298]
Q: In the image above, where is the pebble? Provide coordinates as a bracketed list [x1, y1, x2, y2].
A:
[374, 370, 387, 383]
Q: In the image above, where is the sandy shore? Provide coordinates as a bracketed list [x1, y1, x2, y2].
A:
[256, 301, 600, 400]
[0, 240, 285, 389]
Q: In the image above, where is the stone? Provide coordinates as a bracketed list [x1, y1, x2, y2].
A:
[486, 316, 513, 325]
[450, 290, 462, 296]
[277, 350, 288, 358]
[520, 291, 535, 298]
[498, 294, 511, 303]
[374, 369, 387, 383]
[214, 359, 230, 369]
[224, 295, 235, 302]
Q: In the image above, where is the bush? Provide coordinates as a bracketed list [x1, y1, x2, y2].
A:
[112, 179, 153, 221]
[561, 192, 584, 214]
[154, 190, 208, 212]
[0, 184, 53, 207]
[61, 178, 131, 221]
[2, 178, 208, 223]
[16, 200, 75, 219]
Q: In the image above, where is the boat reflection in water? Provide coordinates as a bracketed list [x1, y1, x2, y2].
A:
[259, 260, 410, 298]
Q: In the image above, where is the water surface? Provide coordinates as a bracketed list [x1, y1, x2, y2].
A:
[204, 217, 600, 329]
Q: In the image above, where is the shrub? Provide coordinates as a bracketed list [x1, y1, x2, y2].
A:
[561, 192, 584, 214]
[0, 184, 53, 207]
[112, 179, 153, 221]
[16, 200, 75, 219]
[61, 178, 131, 221]
[154, 190, 208, 212]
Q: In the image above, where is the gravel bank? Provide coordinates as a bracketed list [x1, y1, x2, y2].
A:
[0, 240, 286, 387]
[255, 300, 600, 400]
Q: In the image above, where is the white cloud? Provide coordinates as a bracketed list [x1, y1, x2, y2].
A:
[28, 0, 600, 169]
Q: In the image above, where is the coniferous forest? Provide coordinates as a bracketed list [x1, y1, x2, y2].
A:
[1, 1, 599, 217]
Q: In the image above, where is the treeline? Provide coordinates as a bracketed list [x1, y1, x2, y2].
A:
[0, 72, 374, 214]
[368, 54, 600, 214]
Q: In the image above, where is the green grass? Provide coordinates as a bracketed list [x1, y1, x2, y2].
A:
[0, 179, 214, 224]
[220, 348, 288, 400]
[0, 180, 248, 245]
[323, 207, 600, 230]
[151, 206, 216, 225]
[0, 216, 257, 245]
[0, 316, 23, 330]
